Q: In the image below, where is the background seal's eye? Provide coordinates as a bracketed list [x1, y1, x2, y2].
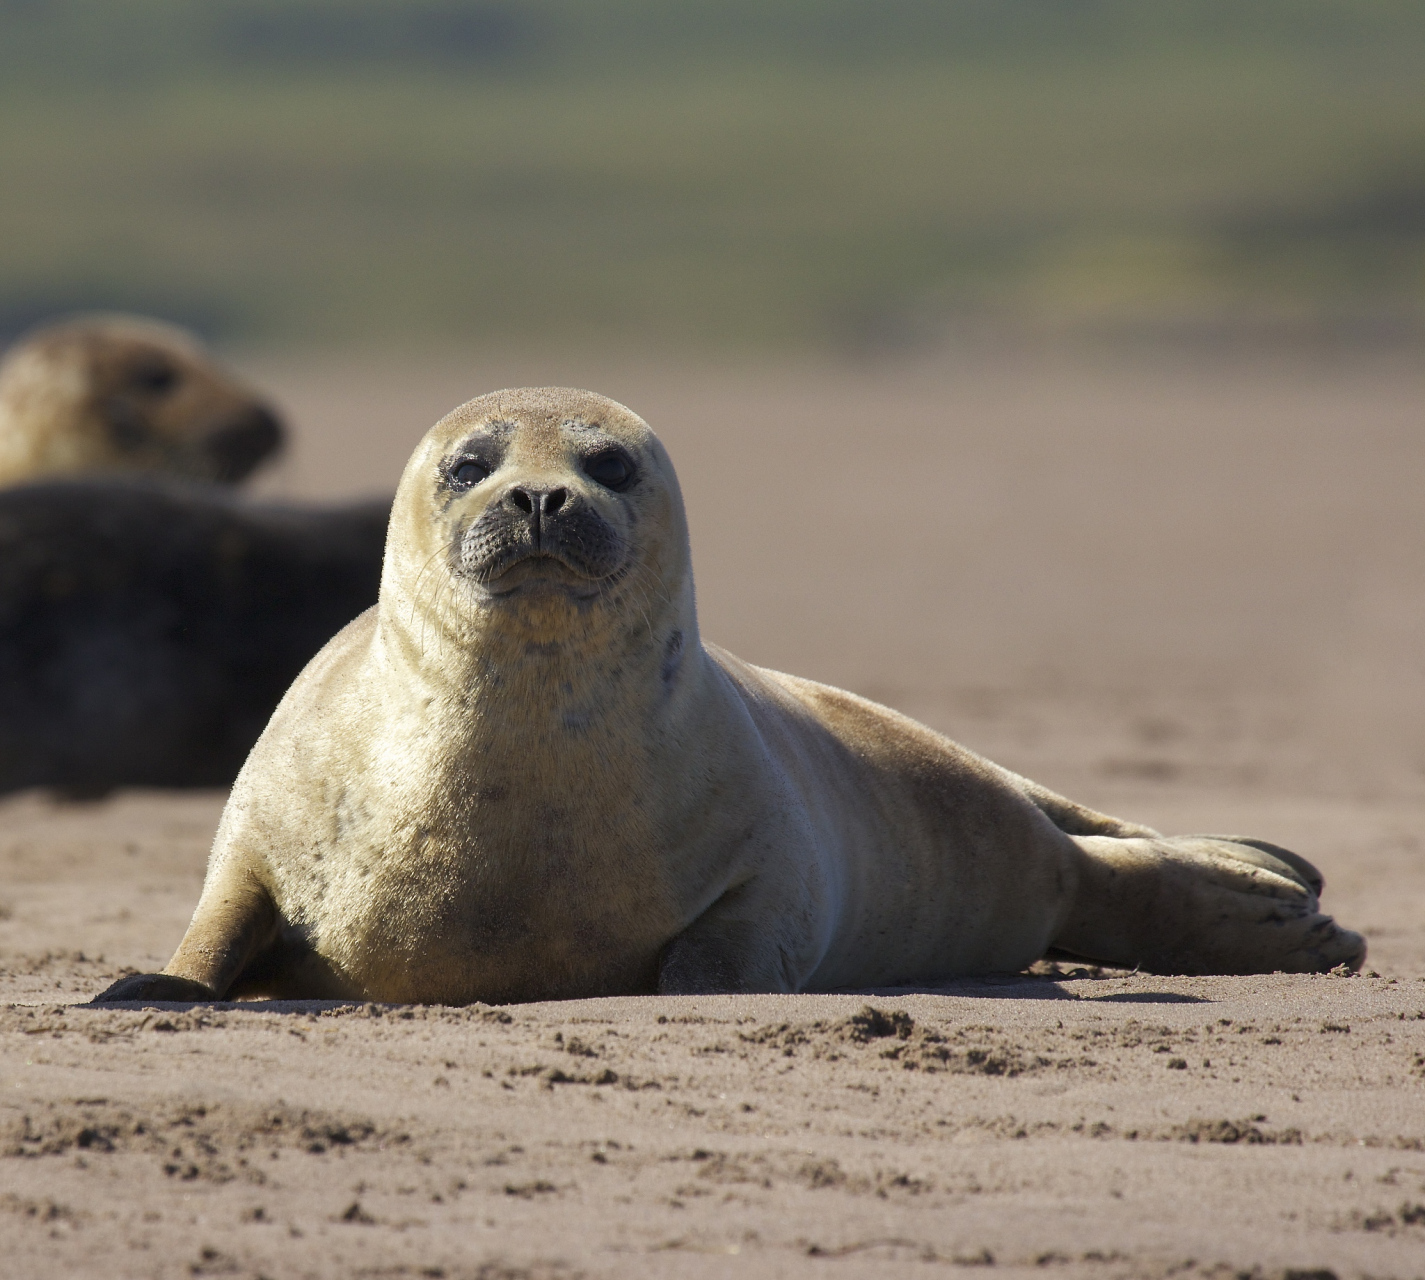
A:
[584, 448, 634, 490]
[450, 459, 490, 488]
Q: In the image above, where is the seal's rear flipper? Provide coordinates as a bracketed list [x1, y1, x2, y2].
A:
[1053, 834, 1365, 975]
[1188, 834, 1325, 897]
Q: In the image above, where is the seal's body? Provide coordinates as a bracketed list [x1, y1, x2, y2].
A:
[95, 389, 1363, 1005]
[0, 315, 282, 487]
[0, 479, 387, 797]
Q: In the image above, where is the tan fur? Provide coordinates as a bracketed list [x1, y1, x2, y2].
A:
[95, 387, 1363, 1006]
[0, 315, 282, 486]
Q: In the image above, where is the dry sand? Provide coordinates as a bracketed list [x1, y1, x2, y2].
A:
[2, 345, 1424, 1278]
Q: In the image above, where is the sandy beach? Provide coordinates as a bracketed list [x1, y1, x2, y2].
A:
[3, 346, 1424, 1278]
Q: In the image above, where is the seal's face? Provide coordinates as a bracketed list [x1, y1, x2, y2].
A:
[443, 417, 634, 599]
[78, 326, 284, 484]
[387, 387, 689, 649]
[0, 315, 284, 486]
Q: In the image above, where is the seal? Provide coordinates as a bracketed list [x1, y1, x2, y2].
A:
[0, 314, 283, 487]
[0, 478, 387, 798]
[94, 387, 1364, 1005]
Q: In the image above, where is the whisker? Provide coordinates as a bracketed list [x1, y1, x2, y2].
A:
[409, 540, 456, 630]
[411, 534, 460, 656]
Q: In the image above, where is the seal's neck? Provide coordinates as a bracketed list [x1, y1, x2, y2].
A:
[375, 563, 704, 768]
[0, 355, 87, 483]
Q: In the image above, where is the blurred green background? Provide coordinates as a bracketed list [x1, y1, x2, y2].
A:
[0, 0, 1422, 349]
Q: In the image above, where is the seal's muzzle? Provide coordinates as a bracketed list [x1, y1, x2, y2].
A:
[458, 481, 625, 585]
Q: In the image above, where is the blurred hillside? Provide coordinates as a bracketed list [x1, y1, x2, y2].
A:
[0, 0, 1422, 348]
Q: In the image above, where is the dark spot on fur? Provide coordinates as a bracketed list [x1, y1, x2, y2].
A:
[662, 629, 684, 685]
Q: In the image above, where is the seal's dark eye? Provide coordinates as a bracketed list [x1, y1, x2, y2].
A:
[584, 449, 634, 491]
[130, 361, 178, 395]
[450, 459, 490, 488]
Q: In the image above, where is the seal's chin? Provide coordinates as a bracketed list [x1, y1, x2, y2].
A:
[479, 554, 605, 601]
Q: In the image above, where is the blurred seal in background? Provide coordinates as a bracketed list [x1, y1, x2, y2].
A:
[0, 479, 388, 797]
[0, 314, 283, 487]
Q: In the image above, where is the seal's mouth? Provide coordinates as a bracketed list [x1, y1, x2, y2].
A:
[480, 552, 605, 600]
[102, 399, 285, 485]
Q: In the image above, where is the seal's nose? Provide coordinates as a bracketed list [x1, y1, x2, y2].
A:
[202, 405, 285, 483]
[506, 485, 568, 546]
[508, 486, 567, 516]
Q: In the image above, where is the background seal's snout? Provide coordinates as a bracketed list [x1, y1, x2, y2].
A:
[506, 484, 569, 548]
[201, 404, 285, 483]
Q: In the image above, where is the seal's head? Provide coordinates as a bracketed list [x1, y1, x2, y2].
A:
[0, 314, 284, 487]
[384, 387, 693, 663]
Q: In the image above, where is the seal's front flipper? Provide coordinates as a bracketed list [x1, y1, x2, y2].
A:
[90, 973, 217, 1004]
[657, 880, 808, 995]
[89, 872, 279, 1004]
[1053, 834, 1365, 975]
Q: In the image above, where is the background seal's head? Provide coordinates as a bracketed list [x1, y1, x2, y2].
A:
[0, 314, 284, 487]
[383, 387, 694, 660]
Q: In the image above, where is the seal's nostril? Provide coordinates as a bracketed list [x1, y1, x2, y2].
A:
[544, 488, 567, 515]
[510, 488, 533, 514]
